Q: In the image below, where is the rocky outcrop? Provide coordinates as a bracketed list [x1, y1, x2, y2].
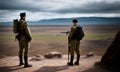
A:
[101, 31, 120, 70]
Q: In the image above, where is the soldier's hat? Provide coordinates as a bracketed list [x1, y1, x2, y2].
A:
[20, 12, 26, 17]
[72, 19, 78, 23]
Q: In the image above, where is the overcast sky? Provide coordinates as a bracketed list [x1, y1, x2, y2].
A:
[0, 0, 120, 22]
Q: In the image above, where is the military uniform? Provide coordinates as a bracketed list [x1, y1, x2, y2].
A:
[68, 26, 80, 56]
[16, 17, 32, 67]
[18, 19, 31, 57]
[67, 24, 82, 66]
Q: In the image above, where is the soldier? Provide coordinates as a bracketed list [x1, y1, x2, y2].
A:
[67, 19, 84, 66]
[16, 12, 32, 67]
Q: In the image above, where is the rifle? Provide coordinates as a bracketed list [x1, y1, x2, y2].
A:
[68, 38, 71, 63]
[61, 31, 69, 35]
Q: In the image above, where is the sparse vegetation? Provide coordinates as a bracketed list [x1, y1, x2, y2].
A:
[0, 25, 120, 58]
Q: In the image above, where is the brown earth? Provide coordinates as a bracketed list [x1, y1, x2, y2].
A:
[0, 25, 120, 72]
[0, 25, 120, 58]
[0, 55, 111, 72]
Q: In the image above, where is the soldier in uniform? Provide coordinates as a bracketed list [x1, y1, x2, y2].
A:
[67, 19, 84, 66]
[16, 12, 32, 67]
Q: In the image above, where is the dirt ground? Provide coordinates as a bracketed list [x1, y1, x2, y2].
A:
[0, 25, 120, 58]
[0, 55, 111, 72]
[0, 25, 120, 72]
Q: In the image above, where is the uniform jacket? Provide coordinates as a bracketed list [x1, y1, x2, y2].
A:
[68, 25, 78, 40]
[16, 19, 32, 42]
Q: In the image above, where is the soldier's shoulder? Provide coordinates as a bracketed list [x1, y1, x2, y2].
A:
[77, 26, 82, 29]
[19, 20, 27, 25]
[19, 20, 26, 23]
[77, 25, 82, 27]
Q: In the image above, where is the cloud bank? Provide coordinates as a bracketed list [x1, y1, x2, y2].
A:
[0, 0, 120, 22]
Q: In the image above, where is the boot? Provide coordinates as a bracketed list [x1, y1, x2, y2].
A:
[74, 54, 80, 65]
[67, 55, 74, 66]
[24, 56, 32, 68]
[19, 56, 24, 66]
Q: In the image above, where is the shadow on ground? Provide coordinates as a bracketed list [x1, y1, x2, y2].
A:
[82, 62, 119, 72]
[0, 65, 24, 72]
[34, 65, 69, 72]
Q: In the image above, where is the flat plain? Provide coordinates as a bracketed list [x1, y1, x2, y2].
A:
[0, 25, 120, 58]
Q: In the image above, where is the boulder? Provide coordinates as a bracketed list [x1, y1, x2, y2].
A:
[44, 51, 62, 59]
[86, 52, 94, 57]
[30, 54, 44, 61]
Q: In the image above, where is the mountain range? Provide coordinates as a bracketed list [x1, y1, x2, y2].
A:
[38, 17, 120, 25]
[0, 17, 120, 26]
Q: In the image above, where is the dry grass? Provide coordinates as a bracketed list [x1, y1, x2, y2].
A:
[0, 25, 120, 58]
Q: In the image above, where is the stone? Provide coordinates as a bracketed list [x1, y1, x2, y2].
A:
[86, 52, 94, 57]
[44, 51, 62, 59]
[30, 54, 44, 61]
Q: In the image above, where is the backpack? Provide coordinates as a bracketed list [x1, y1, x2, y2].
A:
[13, 19, 19, 33]
[76, 26, 85, 41]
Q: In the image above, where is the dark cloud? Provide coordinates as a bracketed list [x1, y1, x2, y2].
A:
[0, 0, 120, 22]
[52, 1, 120, 14]
[85, 1, 120, 13]
[0, 0, 120, 14]
[0, 0, 44, 11]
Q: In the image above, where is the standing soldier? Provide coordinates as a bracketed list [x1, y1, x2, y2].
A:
[67, 19, 84, 66]
[16, 12, 32, 67]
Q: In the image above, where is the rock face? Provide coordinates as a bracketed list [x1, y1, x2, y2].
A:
[44, 51, 62, 59]
[101, 31, 120, 70]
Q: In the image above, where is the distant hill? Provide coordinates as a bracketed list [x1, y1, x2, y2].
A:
[38, 17, 120, 25]
[0, 17, 120, 26]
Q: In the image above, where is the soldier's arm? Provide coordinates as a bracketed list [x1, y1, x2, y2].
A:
[23, 22, 32, 41]
[68, 27, 74, 40]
